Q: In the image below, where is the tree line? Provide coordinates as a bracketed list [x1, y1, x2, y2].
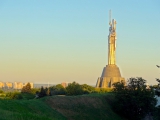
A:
[1, 77, 160, 119]
[36, 82, 112, 98]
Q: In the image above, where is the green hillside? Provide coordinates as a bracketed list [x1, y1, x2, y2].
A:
[0, 93, 123, 120]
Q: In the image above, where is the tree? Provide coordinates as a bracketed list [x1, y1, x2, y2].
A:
[38, 86, 46, 97]
[45, 87, 51, 96]
[66, 82, 83, 95]
[112, 77, 157, 120]
[21, 83, 31, 93]
[155, 65, 160, 96]
[156, 78, 160, 87]
[155, 78, 160, 96]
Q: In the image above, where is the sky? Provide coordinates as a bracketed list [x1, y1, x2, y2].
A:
[0, 0, 160, 85]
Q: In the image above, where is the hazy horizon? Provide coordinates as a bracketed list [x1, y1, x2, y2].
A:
[0, 0, 160, 85]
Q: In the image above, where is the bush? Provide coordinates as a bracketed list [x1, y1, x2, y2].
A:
[153, 106, 160, 120]
[6, 92, 23, 100]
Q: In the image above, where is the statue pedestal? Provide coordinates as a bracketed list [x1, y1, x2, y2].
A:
[96, 65, 125, 88]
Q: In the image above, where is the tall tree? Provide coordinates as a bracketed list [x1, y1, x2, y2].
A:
[155, 65, 160, 96]
[66, 82, 83, 96]
[38, 86, 46, 97]
[112, 77, 157, 120]
[21, 82, 31, 93]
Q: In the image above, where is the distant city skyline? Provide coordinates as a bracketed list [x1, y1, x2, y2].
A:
[0, 1, 160, 85]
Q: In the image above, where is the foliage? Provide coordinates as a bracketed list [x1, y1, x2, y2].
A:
[66, 82, 83, 95]
[112, 77, 157, 120]
[94, 88, 112, 93]
[50, 84, 66, 95]
[155, 78, 160, 96]
[152, 85, 158, 89]
[0, 89, 4, 93]
[153, 105, 160, 120]
[81, 84, 95, 94]
[37, 85, 66, 98]
[6, 92, 23, 100]
[4, 91, 36, 100]
[35, 83, 114, 98]
[155, 90, 160, 96]
[38, 86, 47, 98]
[21, 83, 31, 93]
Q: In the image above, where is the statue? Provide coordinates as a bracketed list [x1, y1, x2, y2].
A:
[108, 19, 117, 65]
[95, 10, 125, 88]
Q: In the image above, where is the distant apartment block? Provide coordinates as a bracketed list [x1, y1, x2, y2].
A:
[61, 82, 70, 88]
[14, 82, 23, 89]
[0, 82, 5, 88]
[14, 82, 34, 89]
[23, 82, 34, 89]
[0, 82, 34, 89]
[6, 82, 13, 89]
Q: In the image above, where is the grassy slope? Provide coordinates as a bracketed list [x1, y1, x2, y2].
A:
[44, 93, 123, 120]
[0, 93, 123, 120]
[0, 99, 66, 120]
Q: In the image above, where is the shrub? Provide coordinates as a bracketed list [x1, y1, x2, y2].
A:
[6, 92, 23, 100]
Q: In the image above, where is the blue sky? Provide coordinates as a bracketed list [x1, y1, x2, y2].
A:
[0, 0, 160, 85]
